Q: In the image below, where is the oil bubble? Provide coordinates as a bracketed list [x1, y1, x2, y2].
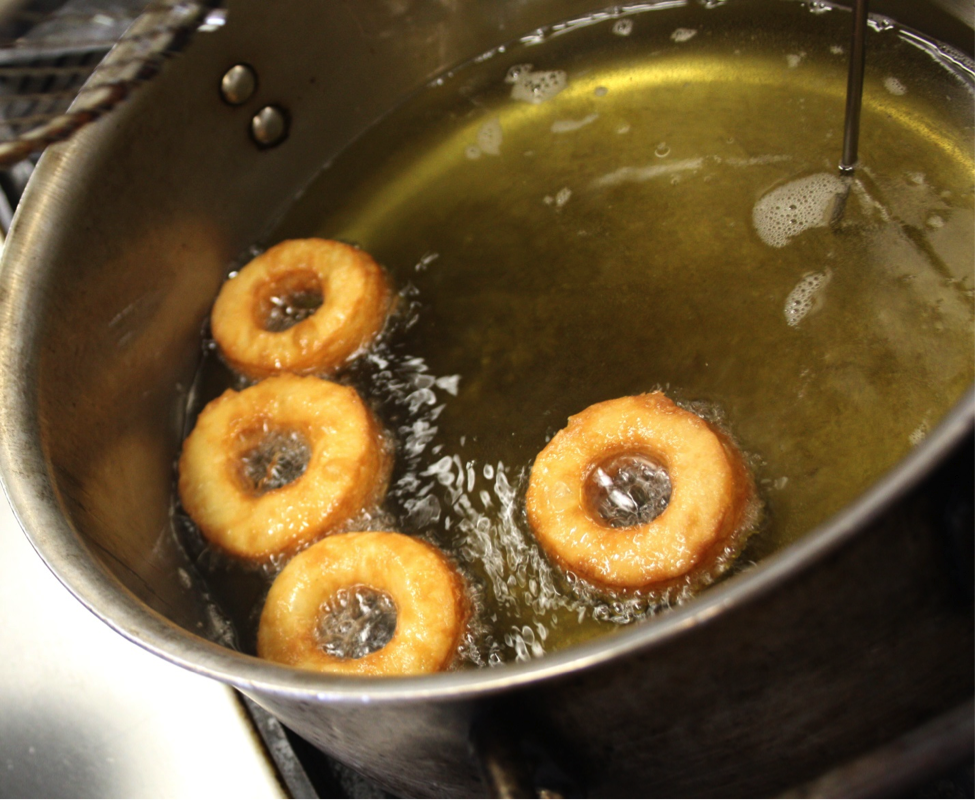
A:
[753, 172, 846, 248]
[612, 19, 633, 36]
[784, 270, 832, 326]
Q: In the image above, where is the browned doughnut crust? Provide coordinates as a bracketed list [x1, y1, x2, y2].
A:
[258, 531, 469, 676]
[525, 393, 756, 592]
[178, 375, 390, 561]
[211, 238, 392, 380]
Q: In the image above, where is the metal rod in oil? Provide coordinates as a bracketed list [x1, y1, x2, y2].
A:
[839, 0, 869, 174]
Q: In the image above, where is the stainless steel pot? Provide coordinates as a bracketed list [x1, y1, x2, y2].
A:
[0, 1, 971, 796]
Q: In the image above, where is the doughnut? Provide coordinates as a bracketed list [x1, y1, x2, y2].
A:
[525, 393, 756, 592]
[211, 238, 392, 380]
[257, 531, 469, 676]
[178, 374, 390, 561]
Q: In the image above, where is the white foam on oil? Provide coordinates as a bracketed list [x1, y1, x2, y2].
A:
[784, 269, 832, 326]
[591, 157, 703, 188]
[726, 154, 792, 167]
[507, 64, 568, 104]
[543, 187, 572, 207]
[786, 52, 805, 69]
[752, 172, 847, 248]
[612, 18, 633, 37]
[671, 28, 697, 43]
[551, 113, 599, 133]
[884, 76, 907, 95]
[476, 116, 503, 155]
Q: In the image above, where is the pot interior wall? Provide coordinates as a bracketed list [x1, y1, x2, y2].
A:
[9, 0, 973, 657]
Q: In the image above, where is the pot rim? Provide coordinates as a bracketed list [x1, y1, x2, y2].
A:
[0, 0, 972, 701]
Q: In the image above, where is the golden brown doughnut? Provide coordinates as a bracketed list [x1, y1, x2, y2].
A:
[211, 238, 392, 380]
[257, 531, 469, 676]
[178, 374, 390, 561]
[525, 393, 756, 592]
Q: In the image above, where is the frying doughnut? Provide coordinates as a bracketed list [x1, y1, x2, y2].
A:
[211, 238, 392, 380]
[525, 393, 756, 592]
[257, 531, 469, 676]
[178, 374, 390, 561]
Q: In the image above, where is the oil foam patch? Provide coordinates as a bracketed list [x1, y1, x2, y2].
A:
[551, 113, 599, 133]
[784, 269, 831, 326]
[506, 64, 568, 104]
[753, 172, 846, 248]
[476, 116, 503, 155]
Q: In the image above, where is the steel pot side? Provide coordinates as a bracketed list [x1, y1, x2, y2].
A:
[0, 0, 971, 795]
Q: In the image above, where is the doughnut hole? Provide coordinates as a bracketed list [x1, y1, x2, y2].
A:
[254, 270, 324, 332]
[234, 424, 311, 495]
[317, 585, 397, 660]
[585, 452, 672, 528]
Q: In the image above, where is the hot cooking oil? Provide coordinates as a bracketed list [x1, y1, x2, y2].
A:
[180, 0, 975, 664]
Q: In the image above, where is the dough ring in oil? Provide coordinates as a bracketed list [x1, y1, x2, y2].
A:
[178, 374, 390, 561]
[526, 393, 756, 592]
[258, 531, 469, 676]
[211, 238, 392, 380]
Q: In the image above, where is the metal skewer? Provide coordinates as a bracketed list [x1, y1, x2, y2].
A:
[839, 0, 869, 174]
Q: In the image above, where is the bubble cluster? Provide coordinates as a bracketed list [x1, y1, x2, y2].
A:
[784, 270, 831, 326]
[612, 18, 633, 37]
[506, 64, 568, 104]
[884, 76, 907, 95]
[752, 172, 846, 248]
[786, 52, 805, 68]
[420, 453, 581, 663]
[671, 28, 698, 43]
[317, 586, 397, 660]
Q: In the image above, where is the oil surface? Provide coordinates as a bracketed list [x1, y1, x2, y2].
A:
[180, 0, 975, 665]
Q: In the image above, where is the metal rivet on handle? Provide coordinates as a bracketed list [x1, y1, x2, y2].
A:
[220, 64, 257, 106]
[250, 105, 289, 148]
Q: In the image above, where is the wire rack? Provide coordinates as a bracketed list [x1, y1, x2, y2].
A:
[0, 0, 221, 166]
